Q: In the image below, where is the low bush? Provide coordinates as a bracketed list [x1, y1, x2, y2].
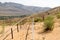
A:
[44, 15, 54, 32]
[56, 12, 60, 19]
[34, 17, 43, 22]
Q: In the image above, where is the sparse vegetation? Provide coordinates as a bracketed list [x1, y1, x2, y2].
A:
[0, 16, 27, 20]
[56, 12, 60, 19]
[0, 16, 27, 26]
[44, 15, 54, 32]
[34, 17, 43, 22]
[20, 19, 27, 25]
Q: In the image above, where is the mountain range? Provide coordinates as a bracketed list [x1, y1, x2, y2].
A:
[0, 2, 51, 16]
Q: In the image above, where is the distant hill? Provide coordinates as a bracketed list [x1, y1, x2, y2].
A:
[28, 6, 60, 18]
[19, 6, 60, 25]
[0, 2, 51, 16]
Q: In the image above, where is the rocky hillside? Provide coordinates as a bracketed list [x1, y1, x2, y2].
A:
[28, 6, 60, 19]
[0, 2, 51, 16]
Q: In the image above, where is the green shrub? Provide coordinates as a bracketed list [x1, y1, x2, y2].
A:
[56, 12, 60, 19]
[34, 17, 43, 22]
[44, 15, 54, 32]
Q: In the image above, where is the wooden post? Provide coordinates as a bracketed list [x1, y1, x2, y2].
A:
[17, 24, 19, 32]
[46, 12, 50, 15]
[42, 15, 44, 21]
[11, 28, 13, 39]
[20, 23, 21, 29]
[47, 12, 50, 15]
[25, 25, 30, 40]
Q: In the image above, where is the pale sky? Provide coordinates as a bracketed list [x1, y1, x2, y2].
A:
[0, 0, 60, 8]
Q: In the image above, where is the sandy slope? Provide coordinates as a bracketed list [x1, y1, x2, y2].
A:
[0, 19, 60, 40]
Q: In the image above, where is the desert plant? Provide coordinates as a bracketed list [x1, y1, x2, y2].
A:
[34, 17, 43, 22]
[56, 12, 60, 19]
[44, 15, 54, 32]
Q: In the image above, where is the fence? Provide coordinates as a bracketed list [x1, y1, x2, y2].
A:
[0, 12, 51, 40]
[0, 17, 29, 40]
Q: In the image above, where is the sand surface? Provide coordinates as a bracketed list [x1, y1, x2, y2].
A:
[0, 19, 60, 40]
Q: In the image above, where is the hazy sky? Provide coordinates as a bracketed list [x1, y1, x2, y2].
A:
[0, 0, 60, 8]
